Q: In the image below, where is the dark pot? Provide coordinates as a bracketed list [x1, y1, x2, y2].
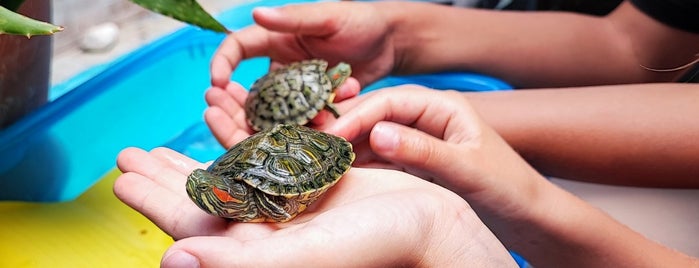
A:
[0, 0, 52, 128]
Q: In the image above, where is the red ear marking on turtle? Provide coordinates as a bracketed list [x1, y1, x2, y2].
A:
[213, 186, 240, 203]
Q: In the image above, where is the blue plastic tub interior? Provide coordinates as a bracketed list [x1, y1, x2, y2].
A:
[0, 0, 509, 202]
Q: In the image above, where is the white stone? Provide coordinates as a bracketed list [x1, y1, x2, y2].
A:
[79, 22, 120, 53]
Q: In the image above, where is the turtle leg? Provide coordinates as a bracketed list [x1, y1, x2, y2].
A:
[324, 103, 341, 118]
[324, 93, 341, 118]
[253, 190, 293, 222]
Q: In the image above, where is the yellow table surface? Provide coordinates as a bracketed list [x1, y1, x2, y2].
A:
[0, 169, 173, 267]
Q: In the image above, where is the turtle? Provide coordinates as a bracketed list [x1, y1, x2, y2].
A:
[244, 59, 352, 131]
[186, 124, 355, 222]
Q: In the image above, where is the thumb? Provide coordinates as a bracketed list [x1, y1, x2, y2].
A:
[370, 121, 461, 182]
[161, 237, 259, 268]
[161, 229, 407, 268]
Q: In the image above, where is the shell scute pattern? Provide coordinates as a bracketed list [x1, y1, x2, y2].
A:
[245, 59, 351, 131]
[186, 124, 355, 222]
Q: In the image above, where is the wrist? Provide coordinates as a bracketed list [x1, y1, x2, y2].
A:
[373, 1, 442, 75]
[418, 192, 519, 267]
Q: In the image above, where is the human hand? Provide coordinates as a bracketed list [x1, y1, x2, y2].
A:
[202, 82, 549, 253]
[211, 1, 398, 88]
[114, 147, 516, 267]
[203, 79, 361, 148]
[205, 81, 546, 208]
[319, 86, 552, 229]
[321, 86, 699, 267]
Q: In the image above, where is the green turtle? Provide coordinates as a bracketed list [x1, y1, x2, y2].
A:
[244, 59, 351, 131]
[186, 124, 355, 222]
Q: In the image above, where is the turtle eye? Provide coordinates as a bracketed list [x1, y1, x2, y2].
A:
[197, 184, 210, 191]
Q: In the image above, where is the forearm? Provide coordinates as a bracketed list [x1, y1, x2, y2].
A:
[377, 1, 698, 88]
[466, 83, 699, 187]
[454, 144, 697, 267]
[504, 178, 698, 267]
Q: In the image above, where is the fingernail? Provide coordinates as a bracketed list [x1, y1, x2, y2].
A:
[162, 250, 200, 268]
[372, 123, 400, 153]
[253, 7, 281, 17]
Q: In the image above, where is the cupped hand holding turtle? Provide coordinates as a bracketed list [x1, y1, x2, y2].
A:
[114, 147, 516, 267]
[203, 78, 361, 149]
[210, 1, 398, 89]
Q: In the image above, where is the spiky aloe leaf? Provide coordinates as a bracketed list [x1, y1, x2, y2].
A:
[129, 0, 228, 33]
[0, 5, 63, 37]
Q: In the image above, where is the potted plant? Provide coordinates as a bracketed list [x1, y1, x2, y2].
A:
[0, 0, 226, 129]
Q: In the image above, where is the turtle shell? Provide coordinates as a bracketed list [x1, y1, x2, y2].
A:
[244, 59, 334, 131]
[186, 124, 355, 222]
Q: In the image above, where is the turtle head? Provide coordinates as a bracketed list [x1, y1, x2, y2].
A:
[186, 169, 253, 218]
[327, 62, 352, 89]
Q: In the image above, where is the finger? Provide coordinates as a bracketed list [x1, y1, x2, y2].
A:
[333, 77, 361, 102]
[252, 5, 343, 37]
[116, 149, 278, 240]
[369, 122, 458, 183]
[254, 4, 380, 67]
[211, 26, 271, 88]
[165, 236, 339, 268]
[204, 84, 253, 147]
[323, 86, 424, 140]
[269, 60, 286, 71]
[205, 107, 251, 149]
[117, 147, 201, 193]
[115, 148, 232, 239]
[116, 148, 185, 193]
[162, 198, 417, 268]
[116, 147, 205, 198]
[149, 147, 208, 176]
[205, 83, 248, 111]
[114, 171, 214, 238]
[328, 87, 480, 142]
[115, 147, 149, 173]
[164, 235, 368, 268]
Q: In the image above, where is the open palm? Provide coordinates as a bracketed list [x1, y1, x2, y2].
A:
[114, 147, 513, 267]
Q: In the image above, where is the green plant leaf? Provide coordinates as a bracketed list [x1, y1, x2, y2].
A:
[129, 0, 228, 33]
[0, 5, 63, 37]
[0, 0, 27, 12]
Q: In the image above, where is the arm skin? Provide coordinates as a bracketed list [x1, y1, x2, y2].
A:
[381, 1, 699, 87]
[464, 83, 699, 188]
[373, 0, 699, 186]
[210, 1, 699, 89]
[324, 87, 698, 267]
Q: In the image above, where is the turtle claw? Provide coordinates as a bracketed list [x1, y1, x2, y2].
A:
[325, 103, 341, 118]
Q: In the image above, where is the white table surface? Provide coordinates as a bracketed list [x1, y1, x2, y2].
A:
[551, 178, 699, 257]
